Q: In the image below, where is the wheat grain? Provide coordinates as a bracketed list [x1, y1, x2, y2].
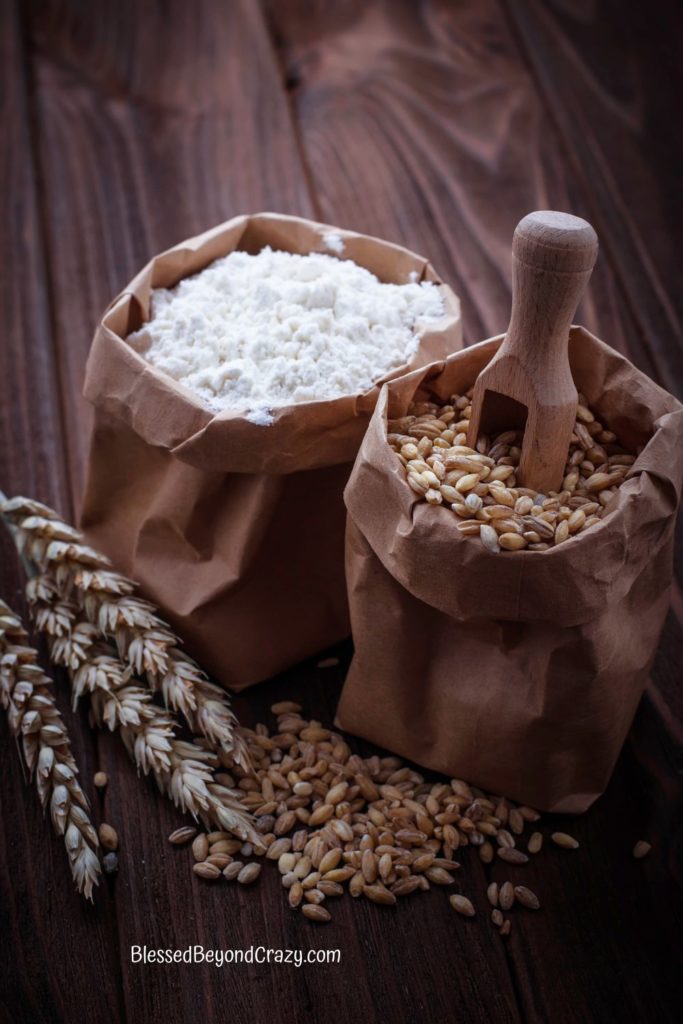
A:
[514, 885, 540, 910]
[288, 882, 304, 907]
[318, 880, 344, 897]
[168, 826, 198, 845]
[497, 847, 529, 865]
[223, 861, 244, 880]
[391, 876, 422, 896]
[425, 866, 456, 885]
[98, 823, 119, 851]
[633, 840, 651, 859]
[0, 599, 101, 899]
[551, 832, 579, 850]
[194, 707, 566, 933]
[387, 391, 635, 552]
[192, 834, 210, 861]
[37, 670, 580, 935]
[193, 862, 221, 880]
[302, 904, 331, 922]
[508, 808, 525, 834]
[237, 863, 261, 884]
[103, 852, 119, 874]
[499, 882, 515, 911]
[527, 831, 543, 855]
[449, 894, 476, 917]
[363, 883, 396, 905]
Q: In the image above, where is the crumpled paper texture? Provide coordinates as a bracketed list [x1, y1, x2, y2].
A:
[336, 327, 683, 812]
[80, 213, 462, 690]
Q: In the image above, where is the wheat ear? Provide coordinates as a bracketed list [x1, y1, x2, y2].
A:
[0, 599, 101, 899]
[1, 496, 248, 768]
[20, 571, 260, 846]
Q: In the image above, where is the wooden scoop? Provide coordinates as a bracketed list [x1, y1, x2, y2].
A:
[467, 211, 599, 493]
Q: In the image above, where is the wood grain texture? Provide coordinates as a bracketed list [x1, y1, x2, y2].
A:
[504, 0, 683, 399]
[0, 0, 69, 509]
[264, 0, 675, 384]
[0, 1, 681, 1022]
[0, 6, 122, 1023]
[502, 705, 683, 1024]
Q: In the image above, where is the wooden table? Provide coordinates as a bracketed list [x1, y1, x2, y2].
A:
[2, 2, 681, 1021]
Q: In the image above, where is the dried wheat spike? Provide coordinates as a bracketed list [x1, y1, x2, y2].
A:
[0, 599, 101, 899]
[19, 573, 259, 846]
[1, 496, 248, 767]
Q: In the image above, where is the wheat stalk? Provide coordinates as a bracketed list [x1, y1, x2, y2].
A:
[1, 496, 248, 766]
[25, 572, 259, 843]
[1, 495, 259, 846]
[0, 599, 101, 899]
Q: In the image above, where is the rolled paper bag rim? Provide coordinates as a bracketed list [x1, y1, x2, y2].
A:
[344, 326, 683, 627]
[83, 212, 462, 474]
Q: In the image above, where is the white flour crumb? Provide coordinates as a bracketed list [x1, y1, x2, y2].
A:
[322, 231, 345, 255]
[243, 407, 274, 427]
[409, 270, 419, 283]
[127, 247, 444, 422]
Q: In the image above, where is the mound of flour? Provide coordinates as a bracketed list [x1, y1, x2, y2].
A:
[127, 247, 444, 424]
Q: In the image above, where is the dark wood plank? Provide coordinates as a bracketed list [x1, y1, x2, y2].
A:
[0, 5, 122, 1021]
[0, 0, 69, 508]
[498, 705, 683, 1024]
[504, 0, 683, 400]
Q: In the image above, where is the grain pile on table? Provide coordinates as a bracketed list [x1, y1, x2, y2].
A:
[387, 390, 635, 551]
[172, 702, 587, 932]
[127, 247, 445, 424]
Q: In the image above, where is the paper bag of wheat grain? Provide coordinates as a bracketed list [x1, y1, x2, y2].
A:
[336, 328, 683, 812]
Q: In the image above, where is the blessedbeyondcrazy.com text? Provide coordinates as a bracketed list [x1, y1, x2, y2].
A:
[130, 945, 341, 968]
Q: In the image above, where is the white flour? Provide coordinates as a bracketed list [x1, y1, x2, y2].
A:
[322, 231, 345, 255]
[127, 247, 444, 424]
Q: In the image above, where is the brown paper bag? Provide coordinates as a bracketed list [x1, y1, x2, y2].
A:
[80, 213, 462, 690]
[336, 327, 683, 812]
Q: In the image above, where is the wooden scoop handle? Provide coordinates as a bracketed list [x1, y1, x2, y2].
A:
[467, 211, 599, 493]
[504, 210, 598, 370]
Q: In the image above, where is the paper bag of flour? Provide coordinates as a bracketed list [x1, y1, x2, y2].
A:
[81, 213, 462, 690]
